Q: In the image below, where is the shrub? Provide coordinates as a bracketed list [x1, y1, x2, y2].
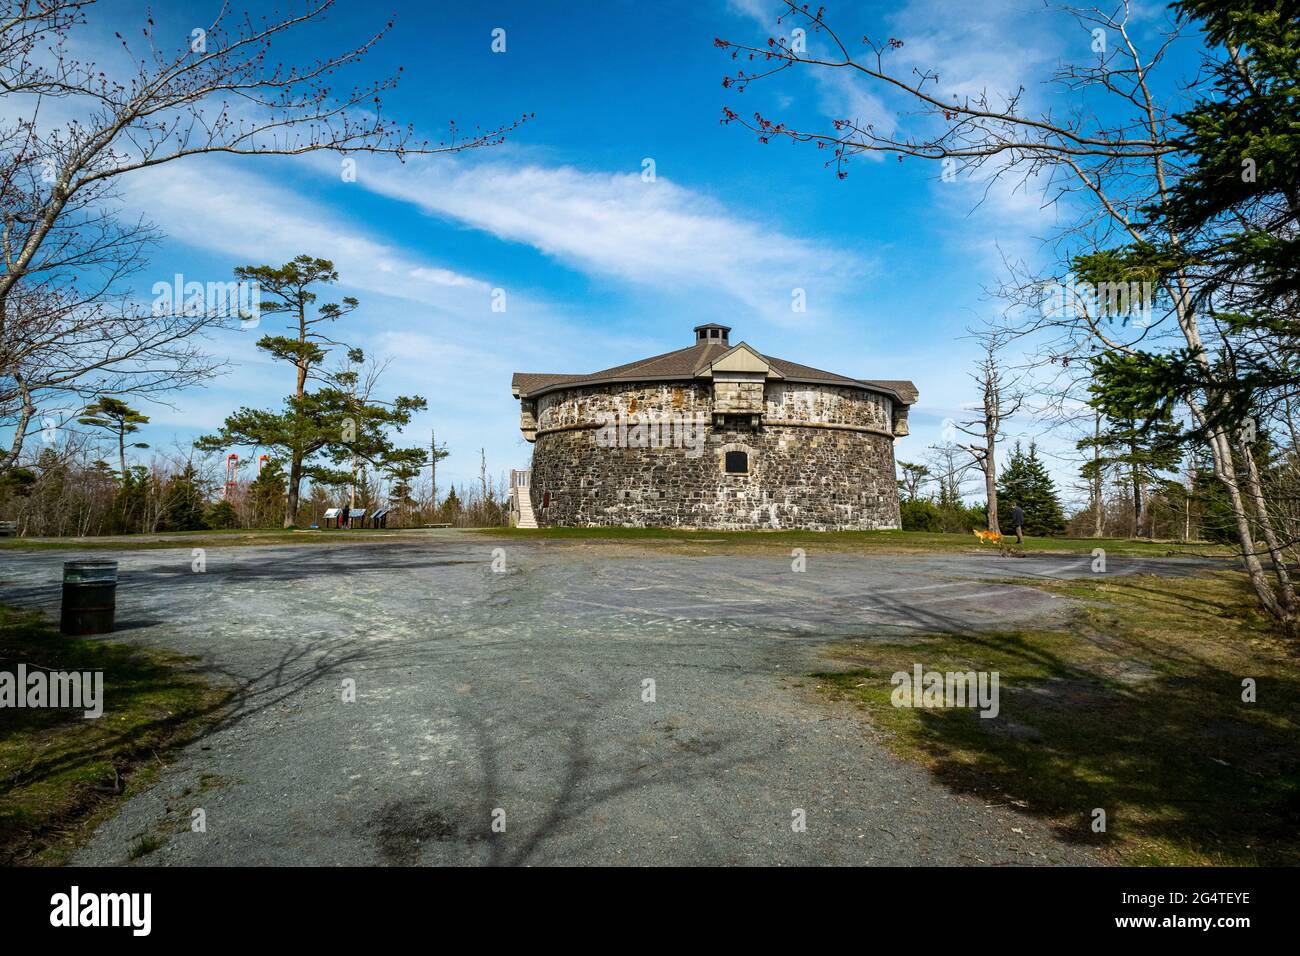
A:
[205, 499, 238, 529]
[900, 498, 942, 532]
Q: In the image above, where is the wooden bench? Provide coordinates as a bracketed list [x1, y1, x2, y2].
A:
[0, 520, 17, 538]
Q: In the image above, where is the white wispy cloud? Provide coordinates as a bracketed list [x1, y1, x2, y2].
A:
[884, 0, 1066, 223]
[110, 156, 592, 485]
[347, 156, 869, 326]
[887, 0, 1055, 100]
[725, 0, 778, 27]
[119, 160, 493, 315]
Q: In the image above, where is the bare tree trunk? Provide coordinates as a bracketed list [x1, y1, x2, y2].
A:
[960, 328, 1021, 535]
[1130, 451, 1141, 539]
[1207, 426, 1289, 621]
[479, 448, 489, 509]
[1238, 441, 1297, 605]
[1092, 412, 1105, 538]
[0, 375, 35, 474]
[984, 429, 1000, 534]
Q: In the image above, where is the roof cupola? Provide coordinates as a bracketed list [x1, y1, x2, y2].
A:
[693, 323, 731, 346]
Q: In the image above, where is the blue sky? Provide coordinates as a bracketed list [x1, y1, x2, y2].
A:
[54, 0, 1206, 500]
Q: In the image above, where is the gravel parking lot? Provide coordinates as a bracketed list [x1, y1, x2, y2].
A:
[0, 533, 1218, 866]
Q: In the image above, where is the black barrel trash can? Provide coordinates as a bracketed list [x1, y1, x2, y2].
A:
[60, 560, 118, 635]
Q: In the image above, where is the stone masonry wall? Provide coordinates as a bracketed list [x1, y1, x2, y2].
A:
[766, 382, 892, 431]
[529, 381, 902, 530]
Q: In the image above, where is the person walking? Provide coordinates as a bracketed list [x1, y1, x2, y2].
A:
[1010, 501, 1025, 544]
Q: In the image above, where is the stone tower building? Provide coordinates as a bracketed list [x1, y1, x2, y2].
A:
[510, 324, 917, 530]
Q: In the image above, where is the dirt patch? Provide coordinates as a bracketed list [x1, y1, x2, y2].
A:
[371, 799, 458, 866]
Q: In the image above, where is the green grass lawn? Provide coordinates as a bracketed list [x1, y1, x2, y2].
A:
[0, 526, 427, 551]
[815, 571, 1300, 865]
[1, 525, 1237, 558]
[0, 606, 228, 864]
[483, 526, 1235, 558]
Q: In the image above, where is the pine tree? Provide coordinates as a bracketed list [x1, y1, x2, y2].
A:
[159, 462, 207, 532]
[198, 260, 425, 527]
[111, 465, 150, 534]
[1164, 1, 1300, 324]
[997, 442, 1066, 536]
[385, 460, 421, 525]
[77, 396, 150, 478]
[196, 346, 426, 528]
[205, 499, 239, 529]
[248, 460, 288, 528]
[1079, 412, 1184, 537]
[440, 485, 462, 525]
[1080, 362, 1187, 537]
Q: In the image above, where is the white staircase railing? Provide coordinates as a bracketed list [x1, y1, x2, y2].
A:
[509, 469, 537, 528]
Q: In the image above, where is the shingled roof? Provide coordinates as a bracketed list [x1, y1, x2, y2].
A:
[512, 337, 918, 405]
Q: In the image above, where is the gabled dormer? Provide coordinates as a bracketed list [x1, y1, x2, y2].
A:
[694, 341, 784, 424]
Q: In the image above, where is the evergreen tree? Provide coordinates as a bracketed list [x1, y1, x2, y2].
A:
[0, 466, 36, 498]
[1188, 429, 1278, 544]
[439, 485, 462, 525]
[197, 342, 426, 527]
[205, 499, 239, 529]
[1082, 2, 1300, 434]
[899, 498, 942, 532]
[77, 396, 150, 478]
[1078, 403, 1185, 538]
[386, 460, 421, 525]
[1165, 0, 1300, 317]
[997, 442, 1066, 536]
[248, 460, 288, 528]
[159, 462, 207, 532]
[202, 257, 374, 526]
[1192, 468, 1239, 543]
[235, 256, 358, 401]
[109, 464, 150, 534]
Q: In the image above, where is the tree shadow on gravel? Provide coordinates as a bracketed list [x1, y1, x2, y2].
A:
[816, 573, 1300, 865]
[442, 686, 786, 867]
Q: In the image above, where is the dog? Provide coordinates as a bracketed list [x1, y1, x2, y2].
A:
[972, 529, 1003, 545]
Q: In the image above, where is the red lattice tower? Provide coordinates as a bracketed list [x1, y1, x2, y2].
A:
[224, 454, 239, 501]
